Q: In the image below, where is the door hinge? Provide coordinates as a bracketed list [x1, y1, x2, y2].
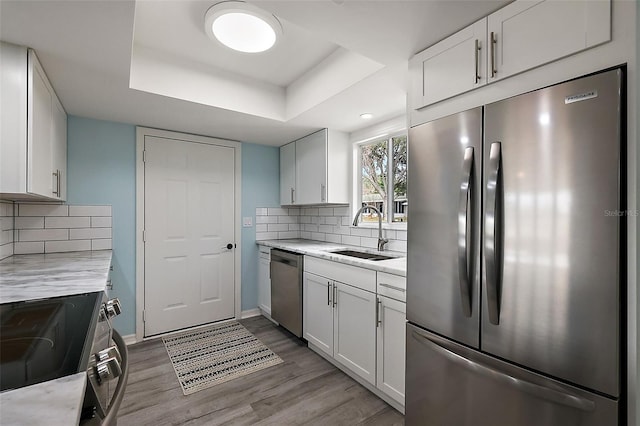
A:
[143, 230, 146, 242]
[142, 150, 147, 163]
[142, 310, 146, 322]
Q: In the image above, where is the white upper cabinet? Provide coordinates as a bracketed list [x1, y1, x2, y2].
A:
[1, 43, 67, 201]
[280, 128, 349, 206]
[487, 0, 611, 82]
[409, 0, 611, 109]
[279, 141, 296, 205]
[410, 18, 487, 109]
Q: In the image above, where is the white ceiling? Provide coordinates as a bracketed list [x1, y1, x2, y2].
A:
[0, 0, 510, 146]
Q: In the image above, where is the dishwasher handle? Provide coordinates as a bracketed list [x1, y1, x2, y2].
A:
[271, 250, 301, 268]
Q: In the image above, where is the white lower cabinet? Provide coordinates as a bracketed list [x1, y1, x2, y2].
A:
[257, 246, 271, 315]
[334, 282, 377, 385]
[376, 295, 406, 405]
[302, 257, 406, 409]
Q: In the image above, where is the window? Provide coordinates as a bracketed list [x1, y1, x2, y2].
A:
[357, 134, 407, 225]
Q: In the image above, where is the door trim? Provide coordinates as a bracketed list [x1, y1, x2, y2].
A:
[135, 126, 242, 341]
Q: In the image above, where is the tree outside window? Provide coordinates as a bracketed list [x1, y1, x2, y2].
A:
[359, 135, 407, 224]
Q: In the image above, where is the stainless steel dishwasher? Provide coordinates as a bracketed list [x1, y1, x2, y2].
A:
[270, 249, 303, 338]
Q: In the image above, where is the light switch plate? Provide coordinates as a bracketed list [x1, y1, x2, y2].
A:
[242, 217, 253, 227]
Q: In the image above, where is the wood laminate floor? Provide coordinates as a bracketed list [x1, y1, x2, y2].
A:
[118, 316, 404, 426]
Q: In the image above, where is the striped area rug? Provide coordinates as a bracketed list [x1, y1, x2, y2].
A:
[162, 321, 283, 395]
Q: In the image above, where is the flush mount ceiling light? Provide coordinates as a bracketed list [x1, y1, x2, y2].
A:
[360, 113, 373, 120]
[204, 1, 283, 53]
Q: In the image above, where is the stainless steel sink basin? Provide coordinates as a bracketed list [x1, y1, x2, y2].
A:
[330, 249, 396, 261]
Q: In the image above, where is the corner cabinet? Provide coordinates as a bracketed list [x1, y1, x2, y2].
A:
[279, 129, 349, 206]
[409, 0, 611, 109]
[1, 42, 67, 201]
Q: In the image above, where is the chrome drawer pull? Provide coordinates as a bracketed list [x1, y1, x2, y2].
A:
[379, 282, 406, 293]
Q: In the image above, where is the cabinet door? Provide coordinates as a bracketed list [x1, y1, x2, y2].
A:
[258, 254, 271, 314]
[487, 0, 611, 82]
[28, 51, 53, 198]
[376, 295, 406, 405]
[279, 142, 296, 205]
[303, 272, 334, 356]
[410, 18, 486, 109]
[51, 95, 67, 201]
[295, 130, 327, 205]
[333, 281, 376, 385]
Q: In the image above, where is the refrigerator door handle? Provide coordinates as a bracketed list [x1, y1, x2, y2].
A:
[486, 142, 503, 325]
[410, 328, 596, 412]
[457, 146, 474, 317]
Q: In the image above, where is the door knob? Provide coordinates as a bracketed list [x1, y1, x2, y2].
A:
[223, 243, 234, 250]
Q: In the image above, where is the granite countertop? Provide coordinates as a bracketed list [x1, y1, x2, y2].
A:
[257, 239, 406, 277]
[0, 249, 112, 303]
[0, 250, 112, 425]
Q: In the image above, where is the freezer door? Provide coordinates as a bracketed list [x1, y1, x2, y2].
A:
[482, 69, 622, 397]
[407, 107, 482, 348]
[406, 323, 618, 426]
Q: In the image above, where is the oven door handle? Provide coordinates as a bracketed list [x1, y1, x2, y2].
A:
[102, 329, 129, 426]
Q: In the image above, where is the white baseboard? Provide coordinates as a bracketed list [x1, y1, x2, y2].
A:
[240, 308, 261, 319]
[121, 334, 137, 346]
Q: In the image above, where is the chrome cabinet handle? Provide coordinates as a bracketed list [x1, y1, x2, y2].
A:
[485, 142, 503, 325]
[458, 147, 474, 318]
[490, 32, 497, 78]
[52, 169, 60, 196]
[376, 298, 382, 327]
[333, 284, 337, 307]
[327, 282, 331, 306]
[321, 184, 326, 202]
[411, 328, 596, 411]
[291, 187, 295, 204]
[474, 39, 481, 84]
[379, 283, 406, 293]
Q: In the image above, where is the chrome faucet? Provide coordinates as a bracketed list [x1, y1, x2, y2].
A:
[352, 205, 389, 251]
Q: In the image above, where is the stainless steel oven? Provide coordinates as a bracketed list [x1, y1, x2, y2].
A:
[0, 292, 128, 425]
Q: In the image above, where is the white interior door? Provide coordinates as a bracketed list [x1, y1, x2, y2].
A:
[144, 136, 235, 336]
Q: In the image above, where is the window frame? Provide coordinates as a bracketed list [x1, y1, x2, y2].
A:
[352, 130, 408, 230]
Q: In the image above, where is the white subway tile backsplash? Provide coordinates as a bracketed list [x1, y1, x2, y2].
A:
[336, 225, 351, 235]
[256, 231, 278, 241]
[318, 224, 334, 233]
[324, 216, 338, 225]
[288, 223, 300, 231]
[256, 215, 278, 224]
[0, 243, 13, 259]
[0, 202, 12, 217]
[325, 234, 341, 243]
[1, 215, 15, 231]
[14, 241, 44, 254]
[91, 239, 112, 250]
[317, 217, 325, 225]
[267, 223, 289, 232]
[318, 207, 334, 216]
[396, 230, 407, 241]
[19, 204, 68, 217]
[45, 239, 91, 253]
[255, 208, 268, 216]
[1, 230, 12, 245]
[302, 208, 318, 216]
[277, 215, 297, 224]
[45, 216, 91, 229]
[69, 228, 112, 240]
[68, 205, 111, 217]
[255, 224, 268, 233]
[91, 217, 112, 228]
[341, 217, 351, 226]
[288, 208, 300, 216]
[267, 207, 288, 216]
[350, 227, 372, 237]
[311, 232, 326, 241]
[300, 231, 312, 239]
[299, 216, 311, 224]
[14, 217, 44, 229]
[303, 224, 318, 232]
[383, 229, 397, 240]
[277, 231, 299, 239]
[387, 240, 407, 252]
[333, 206, 349, 216]
[360, 237, 378, 249]
[341, 235, 360, 246]
[20, 229, 69, 242]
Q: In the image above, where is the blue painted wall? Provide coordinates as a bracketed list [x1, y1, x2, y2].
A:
[66, 116, 280, 335]
[241, 143, 280, 310]
[66, 116, 136, 334]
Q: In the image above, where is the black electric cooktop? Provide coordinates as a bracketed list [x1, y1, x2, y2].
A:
[0, 292, 102, 392]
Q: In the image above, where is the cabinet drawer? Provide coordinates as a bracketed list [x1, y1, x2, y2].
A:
[258, 245, 270, 259]
[377, 272, 406, 302]
[305, 257, 376, 293]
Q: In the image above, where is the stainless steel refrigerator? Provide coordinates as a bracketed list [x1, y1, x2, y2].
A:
[406, 68, 623, 425]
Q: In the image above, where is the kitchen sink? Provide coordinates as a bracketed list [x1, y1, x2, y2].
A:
[330, 249, 396, 261]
